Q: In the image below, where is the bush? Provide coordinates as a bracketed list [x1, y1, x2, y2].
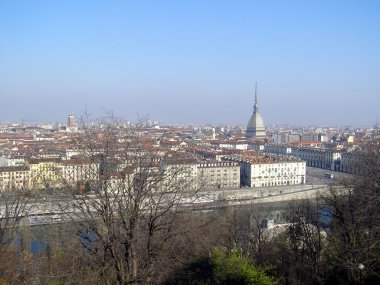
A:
[167, 247, 274, 285]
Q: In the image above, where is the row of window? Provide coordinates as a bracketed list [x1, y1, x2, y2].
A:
[253, 180, 301, 187]
[0, 171, 29, 176]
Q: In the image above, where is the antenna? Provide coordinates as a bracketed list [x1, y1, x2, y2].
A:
[255, 82, 258, 105]
[254, 82, 258, 112]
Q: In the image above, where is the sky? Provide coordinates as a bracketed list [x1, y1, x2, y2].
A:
[0, 0, 379, 126]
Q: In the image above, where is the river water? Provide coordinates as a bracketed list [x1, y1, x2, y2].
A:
[14, 200, 318, 254]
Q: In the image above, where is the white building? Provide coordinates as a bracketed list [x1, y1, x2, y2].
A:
[0, 156, 25, 167]
[241, 159, 306, 187]
[223, 154, 306, 188]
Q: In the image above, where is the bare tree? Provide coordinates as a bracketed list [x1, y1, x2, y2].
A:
[0, 190, 31, 282]
[245, 207, 275, 267]
[60, 117, 203, 284]
[322, 139, 380, 284]
[283, 200, 326, 284]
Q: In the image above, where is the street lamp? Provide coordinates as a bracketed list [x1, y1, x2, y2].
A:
[358, 263, 365, 283]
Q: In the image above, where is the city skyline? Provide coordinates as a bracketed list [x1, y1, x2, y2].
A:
[1, 1, 379, 126]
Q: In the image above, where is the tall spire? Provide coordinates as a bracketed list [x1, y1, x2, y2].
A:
[254, 82, 258, 112]
[246, 81, 266, 139]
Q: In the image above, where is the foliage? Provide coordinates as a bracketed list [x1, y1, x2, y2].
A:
[167, 247, 274, 285]
[211, 248, 274, 285]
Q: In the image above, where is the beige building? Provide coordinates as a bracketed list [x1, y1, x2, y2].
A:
[61, 159, 100, 186]
[132, 159, 199, 193]
[291, 147, 341, 171]
[161, 159, 199, 191]
[264, 144, 342, 171]
[197, 161, 240, 189]
[0, 166, 30, 191]
[273, 132, 301, 144]
[340, 151, 362, 174]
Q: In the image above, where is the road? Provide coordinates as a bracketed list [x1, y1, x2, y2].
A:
[306, 166, 353, 185]
[2, 168, 352, 227]
[0, 183, 328, 227]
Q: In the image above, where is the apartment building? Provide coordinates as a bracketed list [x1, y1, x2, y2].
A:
[0, 166, 30, 191]
[240, 158, 306, 187]
[223, 153, 306, 188]
[28, 158, 63, 189]
[291, 148, 341, 171]
[340, 151, 362, 174]
[197, 161, 240, 189]
[61, 159, 100, 185]
[161, 159, 199, 191]
[263, 144, 342, 171]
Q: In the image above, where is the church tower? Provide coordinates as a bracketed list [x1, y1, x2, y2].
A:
[246, 83, 266, 139]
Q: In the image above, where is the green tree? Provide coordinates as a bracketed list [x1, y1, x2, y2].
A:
[211, 247, 274, 285]
[167, 247, 274, 285]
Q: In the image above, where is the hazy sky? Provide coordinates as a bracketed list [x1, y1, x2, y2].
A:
[1, 0, 379, 126]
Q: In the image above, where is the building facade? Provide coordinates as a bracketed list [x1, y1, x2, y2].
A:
[0, 166, 30, 191]
[28, 158, 63, 189]
[197, 161, 240, 189]
[239, 158, 306, 187]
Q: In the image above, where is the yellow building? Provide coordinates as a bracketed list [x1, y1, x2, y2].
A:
[346, 135, 354, 143]
[28, 158, 63, 189]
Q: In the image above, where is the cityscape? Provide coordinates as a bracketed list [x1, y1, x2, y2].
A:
[1, 1, 380, 285]
[2, 87, 378, 192]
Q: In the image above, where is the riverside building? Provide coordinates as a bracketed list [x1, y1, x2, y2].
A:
[223, 152, 306, 188]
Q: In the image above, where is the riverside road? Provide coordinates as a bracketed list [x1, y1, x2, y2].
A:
[1, 166, 352, 226]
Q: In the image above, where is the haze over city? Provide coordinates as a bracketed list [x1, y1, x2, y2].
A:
[3, 2, 380, 284]
[1, 0, 379, 126]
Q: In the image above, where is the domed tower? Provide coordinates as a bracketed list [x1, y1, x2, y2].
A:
[246, 83, 266, 139]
